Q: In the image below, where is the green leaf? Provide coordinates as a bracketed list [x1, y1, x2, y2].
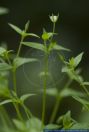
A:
[24, 20, 30, 31]
[0, 7, 9, 15]
[13, 57, 38, 68]
[13, 119, 26, 131]
[60, 89, 84, 98]
[39, 71, 51, 77]
[0, 87, 10, 98]
[27, 117, 42, 131]
[0, 47, 6, 55]
[20, 93, 36, 102]
[44, 88, 58, 97]
[63, 111, 74, 129]
[73, 96, 89, 110]
[22, 42, 46, 52]
[82, 82, 89, 86]
[73, 52, 84, 67]
[0, 99, 12, 106]
[53, 44, 70, 51]
[0, 63, 12, 71]
[8, 23, 22, 35]
[24, 33, 40, 38]
[45, 124, 61, 129]
[57, 111, 75, 129]
[73, 96, 89, 105]
[71, 123, 89, 129]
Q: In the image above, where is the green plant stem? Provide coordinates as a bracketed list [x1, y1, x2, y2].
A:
[41, 53, 48, 128]
[14, 103, 24, 121]
[49, 95, 62, 123]
[16, 36, 24, 57]
[12, 68, 17, 93]
[49, 79, 72, 123]
[12, 67, 24, 121]
[22, 104, 33, 120]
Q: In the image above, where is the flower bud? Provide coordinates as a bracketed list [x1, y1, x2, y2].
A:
[49, 14, 59, 23]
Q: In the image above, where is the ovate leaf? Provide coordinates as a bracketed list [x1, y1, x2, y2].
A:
[13, 57, 38, 68]
[8, 23, 22, 35]
[22, 42, 46, 52]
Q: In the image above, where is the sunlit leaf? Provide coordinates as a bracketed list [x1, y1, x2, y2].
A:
[13, 57, 38, 68]
[8, 23, 22, 35]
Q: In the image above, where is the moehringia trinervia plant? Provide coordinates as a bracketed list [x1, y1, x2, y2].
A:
[0, 13, 89, 132]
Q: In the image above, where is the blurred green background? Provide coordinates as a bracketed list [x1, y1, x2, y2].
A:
[0, 0, 89, 122]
